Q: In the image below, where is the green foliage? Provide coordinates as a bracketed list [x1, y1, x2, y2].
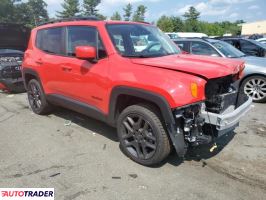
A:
[27, 0, 49, 26]
[183, 6, 200, 21]
[157, 16, 175, 32]
[0, 0, 48, 27]
[157, 6, 242, 36]
[0, 0, 15, 23]
[157, 16, 184, 32]
[96, 13, 107, 20]
[111, 12, 122, 21]
[123, 3, 132, 21]
[183, 6, 200, 32]
[57, 0, 80, 18]
[132, 5, 147, 22]
[83, 0, 101, 16]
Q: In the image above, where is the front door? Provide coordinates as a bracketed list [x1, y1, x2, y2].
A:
[59, 26, 109, 112]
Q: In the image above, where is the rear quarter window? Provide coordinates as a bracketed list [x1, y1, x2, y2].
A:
[36, 27, 65, 55]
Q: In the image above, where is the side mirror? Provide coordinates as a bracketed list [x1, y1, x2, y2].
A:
[75, 46, 97, 61]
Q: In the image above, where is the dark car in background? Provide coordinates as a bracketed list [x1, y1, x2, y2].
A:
[0, 23, 30, 93]
[218, 37, 266, 58]
[174, 38, 266, 103]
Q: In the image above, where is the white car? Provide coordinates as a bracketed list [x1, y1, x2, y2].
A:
[256, 38, 266, 45]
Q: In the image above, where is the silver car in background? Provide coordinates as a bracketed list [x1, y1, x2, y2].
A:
[173, 38, 266, 103]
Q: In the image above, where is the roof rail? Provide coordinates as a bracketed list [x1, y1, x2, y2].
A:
[38, 16, 100, 26]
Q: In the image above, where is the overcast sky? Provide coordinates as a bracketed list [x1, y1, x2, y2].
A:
[44, 0, 266, 22]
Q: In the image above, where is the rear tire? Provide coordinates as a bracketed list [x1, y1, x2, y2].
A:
[117, 104, 171, 166]
[241, 75, 266, 103]
[27, 79, 53, 115]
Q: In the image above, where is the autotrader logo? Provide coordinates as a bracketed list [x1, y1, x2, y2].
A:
[0, 188, 54, 199]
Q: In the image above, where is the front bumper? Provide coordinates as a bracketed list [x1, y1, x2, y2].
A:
[201, 97, 252, 133]
[0, 77, 25, 93]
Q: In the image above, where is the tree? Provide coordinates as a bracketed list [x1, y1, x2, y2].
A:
[111, 12, 121, 21]
[157, 16, 175, 32]
[123, 3, 132, 21]
[57, 0, 80, 18]
[170, 16, 184, 32]
[132, 5, 147, 22]
[1, 0, 48, 27]
[96, 13, 107, 20]
[183, 6, 200, 21]
[83, 0, 101, 16]
[0, 0, 17, 23]
[27, 0, 49, 26]
[157, 16, 184, 32]
[183, 6, 200, 32]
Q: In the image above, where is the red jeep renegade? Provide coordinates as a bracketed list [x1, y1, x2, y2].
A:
[22, 17, 252, 166]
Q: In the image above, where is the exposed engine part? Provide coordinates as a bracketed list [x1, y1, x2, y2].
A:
[175, 75, 250, 147]
[0, 55, 23, 79]
[204, 75, 247, 114]
[175, 104, 212, 146]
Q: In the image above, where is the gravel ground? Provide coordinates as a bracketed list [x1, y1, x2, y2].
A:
[0, 92, 265, 200]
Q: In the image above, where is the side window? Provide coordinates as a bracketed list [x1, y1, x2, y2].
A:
[66, 26, 107, 59]
[174, 41, 190, 52]
[191, 42, 219, 56]
[240, 39, 258, 53]
[224, 39, 234, 45]
[36, 27, 64, 55]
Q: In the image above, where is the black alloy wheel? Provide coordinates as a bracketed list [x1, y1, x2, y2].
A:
[27, 79, 53, 114]
[117, 104, 171, 166]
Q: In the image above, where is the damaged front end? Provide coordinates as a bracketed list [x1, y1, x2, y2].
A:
[0, 54, 25, 92]
[173, 74, 252, 149]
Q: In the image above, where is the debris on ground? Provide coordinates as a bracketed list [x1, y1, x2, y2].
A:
[129, 174, 138, 179]
[112, 176, 121, 179]
[64, 120, 72, 126]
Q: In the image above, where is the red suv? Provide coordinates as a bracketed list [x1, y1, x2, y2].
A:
[22, 17, 252, 166]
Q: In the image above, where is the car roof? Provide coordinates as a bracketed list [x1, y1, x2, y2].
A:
[36, 17, 152, 30]
[173, 38, 220, 43]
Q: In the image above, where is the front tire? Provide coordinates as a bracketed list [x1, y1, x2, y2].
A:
[241, 75, 266, 103]
[27, 79, 53, 115]
[117, 104, 171, 166]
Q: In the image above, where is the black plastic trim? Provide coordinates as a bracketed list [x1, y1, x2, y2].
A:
[108, 86, 186, 157]
[22, 68, 41, 89]
[46, 94, 107, 122]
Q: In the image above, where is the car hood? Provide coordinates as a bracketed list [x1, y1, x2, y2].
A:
[130, 54, 244, 79]
[0, 24, 31, 52]
[242, 56, 266, 68]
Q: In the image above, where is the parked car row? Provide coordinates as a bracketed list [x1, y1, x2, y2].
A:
[217, 37, 266, 57]
[173, 37, 266, 103]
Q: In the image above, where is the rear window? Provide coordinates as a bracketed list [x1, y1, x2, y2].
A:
[36, 27, 64, 55]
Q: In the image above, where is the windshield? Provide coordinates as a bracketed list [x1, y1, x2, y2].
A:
[106, 24, 181, 58]
[211, 41, 245, 58]
[248, 39, 266, 49]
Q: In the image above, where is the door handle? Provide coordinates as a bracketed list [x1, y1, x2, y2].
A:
[61, 66, 72, 72]
[35, 59, 43, 65]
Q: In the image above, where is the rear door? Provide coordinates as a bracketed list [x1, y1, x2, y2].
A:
[35, 27, 67, 95]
